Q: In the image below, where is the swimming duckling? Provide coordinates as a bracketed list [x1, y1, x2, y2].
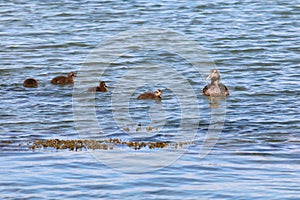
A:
[136, 123, 142, 132]
[23, 78, 38, 88]
[51, 72, 75, 84]
[88, 81, 108, 92]
[202, 69, 229, 96]
[137, 89, 162, 100]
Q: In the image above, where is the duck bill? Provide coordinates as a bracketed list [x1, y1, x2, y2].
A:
[206, 74, 212, 80]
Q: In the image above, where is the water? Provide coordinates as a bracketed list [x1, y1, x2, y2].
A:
[1, 0, 300, 199]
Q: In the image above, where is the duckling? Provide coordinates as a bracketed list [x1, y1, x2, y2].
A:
[51, 72, 75, 84]
[137, 89, 162, 100]
[88, 81, 108, 92]
[136, 123, 142, 132]
[203, 69, 229, 96]
[23, 78, 38, 88]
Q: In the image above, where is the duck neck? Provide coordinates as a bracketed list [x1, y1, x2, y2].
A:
[68, 76, 74, 82]
[211, 79, 219, 86]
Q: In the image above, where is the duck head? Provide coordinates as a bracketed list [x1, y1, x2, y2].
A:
[100, 81, 107, 88]
[155, 89, 162, 97]
[206, 69, 220, 83]
[68, 72, 76, 77]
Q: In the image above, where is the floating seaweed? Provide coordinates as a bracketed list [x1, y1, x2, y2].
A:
[28, 138, 194, 151]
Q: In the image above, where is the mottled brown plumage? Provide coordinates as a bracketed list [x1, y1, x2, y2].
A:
[202, 69, 229, 97]
[51, 72, 75, 84]
[23, 78, 38, 88]
[88, 81, 108, 92]
[137, 89, 162, 100]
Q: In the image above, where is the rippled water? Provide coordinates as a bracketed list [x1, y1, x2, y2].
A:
[1, 0, 300, 199]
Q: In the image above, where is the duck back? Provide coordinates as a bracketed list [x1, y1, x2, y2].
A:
[137, 92, 161, 99]
[88, 81, 108, 92]
[23, 78, 38, 88]
[51, 72, 75, 85]
[51, 76, 68, 84]
[203, 83, 229, 96]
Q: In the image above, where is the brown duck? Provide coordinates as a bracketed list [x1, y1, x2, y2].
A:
[88, 81, 108, 92]
[51, 72, 75, 84]
[137, 89, 162, 100]
[23, 78, 38, 88]
[203, 69, 229, 97]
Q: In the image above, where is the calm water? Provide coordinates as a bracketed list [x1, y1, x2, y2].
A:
[1, 0, 300, 199]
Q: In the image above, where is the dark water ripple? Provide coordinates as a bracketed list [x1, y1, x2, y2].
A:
[0, 0, 300, 199]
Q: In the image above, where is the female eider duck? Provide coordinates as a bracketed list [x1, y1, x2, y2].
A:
[23, 78, 38, 88]
[51, 72, 75, 85]
[203, 69, 229, 96]
[137, 89, 162, 100]
[88, 81, 108, 92]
